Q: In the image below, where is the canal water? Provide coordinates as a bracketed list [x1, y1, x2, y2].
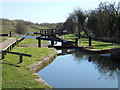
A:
[38, 43, 119, 88]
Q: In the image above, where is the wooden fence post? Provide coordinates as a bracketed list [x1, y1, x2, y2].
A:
[40, 30, 41, 35]
[89, 35, 92, 46]
[37, 37, 41, 47]
[2, 51, 5, 59]
[10, 46, 12, 51]
[51, 40, 54, 46]
[9, 31, 12, 37]
[75, 38, 78, 46]
[19, 54, 23, 63]
[78, 32, 80, 39]
[52, 29, 54, 36]
[4, 50, 7, 55]
[45, 30, 47, 38]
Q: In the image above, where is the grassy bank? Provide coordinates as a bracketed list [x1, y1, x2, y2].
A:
[61, 34, 120, 50]
[0, 37, 7, 43]
[2, 38, 53, 88]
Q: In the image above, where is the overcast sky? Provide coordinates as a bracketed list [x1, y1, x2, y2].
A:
[0, 0, 119, 23]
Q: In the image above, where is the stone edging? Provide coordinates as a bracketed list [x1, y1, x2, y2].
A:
[29, 48, 57, 88]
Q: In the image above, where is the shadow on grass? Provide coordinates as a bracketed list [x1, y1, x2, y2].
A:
[93, 43, 114, 47]
[1, 62, 20, 67]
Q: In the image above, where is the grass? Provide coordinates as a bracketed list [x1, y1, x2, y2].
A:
[61, 34, 120, 50]
[0, 37, 7, 43]
[18, 38, 47, 45]
[2, 38, 53, 88]
[26, 25, 48, 33]
[1, 25, 15, 34]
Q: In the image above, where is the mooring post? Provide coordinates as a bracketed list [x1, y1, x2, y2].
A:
[75, 38, 78, 46]
[37, 37, 41, 47]
[9, 31, 12, 37]
[19, 54, 23, 63]
[89, 35, 92, 46]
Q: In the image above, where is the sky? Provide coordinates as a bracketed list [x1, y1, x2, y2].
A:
[0, 0, 119, 23]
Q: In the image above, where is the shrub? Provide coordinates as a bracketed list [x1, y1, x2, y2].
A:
[15, 20, 27, 34]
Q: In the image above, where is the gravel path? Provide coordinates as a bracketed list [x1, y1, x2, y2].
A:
[0, 37, 16, 51]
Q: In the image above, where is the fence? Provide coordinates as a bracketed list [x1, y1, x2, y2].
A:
[0, 31, 12, 37]
[2, 50, 31, 63]
[0, 37, 25, 60]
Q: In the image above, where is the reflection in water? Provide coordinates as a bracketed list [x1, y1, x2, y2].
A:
[73, 49, 120, 80]
[38, 49, 119, 88]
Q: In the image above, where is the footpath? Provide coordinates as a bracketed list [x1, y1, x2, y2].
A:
[0, 37, 16, 51]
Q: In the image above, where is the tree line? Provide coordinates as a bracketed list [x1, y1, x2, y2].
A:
[1, 18, 58, 34]
[57, 2, 120, 43]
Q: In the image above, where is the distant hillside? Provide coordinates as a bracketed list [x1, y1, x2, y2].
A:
[0, 18, 59, 34]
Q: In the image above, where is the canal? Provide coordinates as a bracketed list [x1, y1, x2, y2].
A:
[38, 45, 119, 88]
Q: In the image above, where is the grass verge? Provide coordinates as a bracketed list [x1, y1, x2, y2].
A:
[2, 39, 53, 88]
[18, 38, 46, 45]
[0, 37, 7, 43]
[61, 34, 120, 50]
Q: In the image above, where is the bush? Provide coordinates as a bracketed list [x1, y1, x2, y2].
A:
[15, 20, 27, 34]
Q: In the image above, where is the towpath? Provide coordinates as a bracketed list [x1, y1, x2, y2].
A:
[0, 37, 16, 51]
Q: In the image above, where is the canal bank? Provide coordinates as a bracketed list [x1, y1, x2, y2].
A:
[2, 38, 57, 88]
[29, 48, 57, 87]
